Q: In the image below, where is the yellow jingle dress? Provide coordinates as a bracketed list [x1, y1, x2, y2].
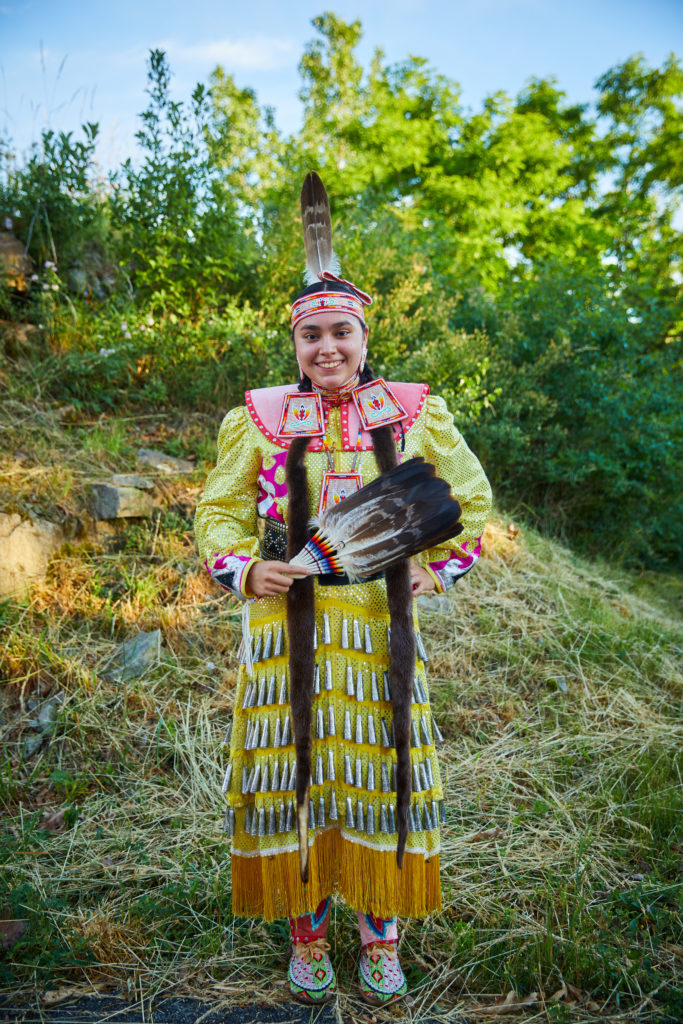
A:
[194, 386, 491, 921]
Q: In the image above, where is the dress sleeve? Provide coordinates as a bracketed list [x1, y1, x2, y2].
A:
[194, 406, 262, 600]
[420, 395, 492, 592]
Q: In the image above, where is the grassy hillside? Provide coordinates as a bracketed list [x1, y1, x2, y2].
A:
[1, 396, 681, 1022]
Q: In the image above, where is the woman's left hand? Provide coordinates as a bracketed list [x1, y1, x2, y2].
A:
[409, 561, 437, 596]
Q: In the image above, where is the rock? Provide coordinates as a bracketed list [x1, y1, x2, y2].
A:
[87, 483, 156, 520]
[137, 448, 193, 475]
[24, 733, 46, 757]
[0, 513, 68, 596]
[102, 630, 162, 682]
[549, 675, 569, 693]
[111, 474, 154, 490]
[0, 232, 32, 291]
[419, 593, 450, 613]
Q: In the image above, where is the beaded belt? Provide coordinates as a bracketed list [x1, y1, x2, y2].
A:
[260, 516, 383, 587]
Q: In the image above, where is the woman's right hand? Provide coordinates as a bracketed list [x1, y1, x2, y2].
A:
[245, 560, 312, 598]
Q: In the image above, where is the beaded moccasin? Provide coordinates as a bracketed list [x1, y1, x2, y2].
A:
[358, 941, 407, 1005]
[288, 938, 336, 1003]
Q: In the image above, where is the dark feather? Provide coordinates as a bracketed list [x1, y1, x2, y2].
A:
[300, 172, 339, 284]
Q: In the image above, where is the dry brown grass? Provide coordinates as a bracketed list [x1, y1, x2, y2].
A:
[1, 406, 681, 1022]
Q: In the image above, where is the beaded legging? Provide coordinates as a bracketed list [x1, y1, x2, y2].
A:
[290, 898, 398, 946]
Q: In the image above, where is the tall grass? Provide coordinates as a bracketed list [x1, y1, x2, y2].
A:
[0, 401, 681, 1021]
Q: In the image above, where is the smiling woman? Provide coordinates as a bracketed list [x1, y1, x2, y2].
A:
[194, 172, 492, 1006]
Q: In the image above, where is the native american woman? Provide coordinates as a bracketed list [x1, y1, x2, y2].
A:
[194, 174, 491, 1005]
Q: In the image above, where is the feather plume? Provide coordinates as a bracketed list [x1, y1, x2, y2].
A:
[291, 458, 463, 580]
[300, 171, 341, 285]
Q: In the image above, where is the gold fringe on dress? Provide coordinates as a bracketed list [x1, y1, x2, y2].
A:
[231, 829, 442, 921]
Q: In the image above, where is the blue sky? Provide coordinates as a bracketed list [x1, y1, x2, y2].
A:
[1, 0, 681, 168]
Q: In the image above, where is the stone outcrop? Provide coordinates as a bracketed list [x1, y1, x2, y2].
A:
[0, 513, 69, 596]
[87, 482, 156, 520]
[137, 448, 193, 475]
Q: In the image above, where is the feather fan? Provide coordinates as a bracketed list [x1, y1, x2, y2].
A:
[300, 171, 342, 284]
[291, 458, 463, 580]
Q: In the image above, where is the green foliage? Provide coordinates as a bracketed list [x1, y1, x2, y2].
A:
[1, 22, 681, 568]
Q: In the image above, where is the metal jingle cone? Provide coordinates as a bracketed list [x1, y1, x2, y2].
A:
[413, 763, 422, 793]
[278, 801, 286, 833]
[325, 659, 333, 690]
[439, 799, 447, 824]
[313, 623, 318, 650]
[268, 806, 276, 836]
[280, 760, 290, 792]
[423, 802, 433, 831]
[355, 714, 364, 745]
[266, 675, 276, 705]
[242, 681, 254, 710]
[341, 617, 350, 649]
[274, 624, 284, 657]
[420, 715, 431, 746]
[260, 718, 270, 749]
[314, 664, 321, 695]
[380, 804, 389, 834]
[286, 800, 295, 832]
[364, 624, 373, 654]
[344, 709, 352, 741]
[367, 761, 376, 791]
[329, 789, 339, 820]
[408, 804, 417, 833]
[411, 719, 421, 748]
[242, 766, 251, 795]
[257, 676, 267, 707]
[354, 756, 363, 789]
[244, 806, 252, 834]
[352, 619, 363, 650]
[420, 762, 430, 792]
[366, 804, 375, 835]
[433, 719, 445, 746]
[327, 705, 336, 736]
[426, 757, 435, 787]
[249, 763, 261, 793]
[432, 799, 439, 829]
[344, 754, 354, 786]
[316, 707, 325, 740]
[345, 797, 355, 828]
[289, 761, 297, 791]
[412, 678, 420, 703]
[346, 664, 355, 697]
[225, 807, 235, 837]
[252, 633, 262, 664]
[380, 717, 391, 748]
[322, 612, 331, 645]
[273, 716, 282, 749]
[381, 762, 391, 793]
[278, 674, 288, 705]
[221, 763, 232, 793]
[327, 749, 336, 782]
[414, 802, 424, 832]
[249, 720, 260, 750]
[308, 798, 316, 829]
[383, 671, 392, 702]
[315, 753, 324, 786]
[370, 671, 380, 702]
[318, 795, 326, 829]
[356, 800, 365, 831]
[356, 671, 364, 703]
[281, 715, 291, 747]
[262, 628, 273, 661]
[272, 759, 280, 791]
[416, 632, 429, 663]
[418, 676, 428, 704]
[388, 804, 396, 833]
[260, 762, 270, 792]
[257, 807, 266, 837]
[367, 714, 377, 746]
